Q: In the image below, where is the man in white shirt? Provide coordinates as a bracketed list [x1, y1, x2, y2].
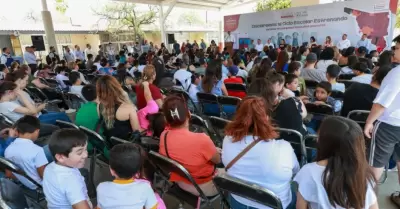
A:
[351, 62, 373, 84]
[265, 38, 274, 49]
[106, 43, 115, 64]
[337, 34, 351, 51]
[68, 71, 85, 100]
[84, 44, 95, 60]
[246, 51, 258, 71]
[23, 46, 38, 75]
[64, 46, 75, 63]
[255, 39, 264, 52]
[5, 116, 48, 190]
[364, 35, 400, 188]
[224, 31, 235, 43]
[173, 62, 193, 91]
[55, 67, 69, 90]
[74, 45, 85, 61]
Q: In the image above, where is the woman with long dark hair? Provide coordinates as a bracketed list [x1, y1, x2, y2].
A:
[222, 96, 299, 209]
[198, 60, 228, 96]
[295, 117, 377, 209]
[274, 51, 289, 72]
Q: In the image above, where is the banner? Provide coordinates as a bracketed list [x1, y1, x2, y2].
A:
[224, 0, 398, 50]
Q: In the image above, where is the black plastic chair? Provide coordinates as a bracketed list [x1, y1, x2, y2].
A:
[190, 114, 213, 136]
[62, 80, 72, 86]
[213, 173, 283, 209]
[217, 96, 241, 120]
[0, 157, 45, 203]
[338, 80, 356, 89]
[197, 92, 220, 117]
[56, 120, 79, 130]
[303, 134, 318, 162]
[0, 178, 44, 209]
[65, 92, 86, 110]
[338, 74, 356, 80]
[224, 83, 247, 94]
[79, 126, 109, 196]
[26, 87, 62, 110]
[305, 103, 334, 116]
[169, 88, 200, 115]
[276, 128, 307, 166]
[148, 151, 220, 208]
[209, 116, 230, 144]
[330, 91, 345, 101]
[45, 79, 59, 87]
[304, 80, 319, 89]
[347, 110, 370, 127]
[0, 113, 14, 126]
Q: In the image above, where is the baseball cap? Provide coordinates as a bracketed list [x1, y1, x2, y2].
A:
[228, 65, 239, 76]
[306, 53, 318, 62]
[352, 62, 368, 73]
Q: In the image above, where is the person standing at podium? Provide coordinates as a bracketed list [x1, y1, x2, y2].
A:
[225, 31, 235, 43]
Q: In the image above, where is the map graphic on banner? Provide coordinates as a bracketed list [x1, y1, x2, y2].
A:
[224, 0, 398, 50]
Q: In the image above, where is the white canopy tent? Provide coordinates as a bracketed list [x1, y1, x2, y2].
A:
[114, 0, 259, 45]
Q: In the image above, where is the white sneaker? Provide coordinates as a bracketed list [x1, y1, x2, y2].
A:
[65, 109, 76, 114]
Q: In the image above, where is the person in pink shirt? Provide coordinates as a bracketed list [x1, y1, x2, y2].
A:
[137, 81, 160, 135]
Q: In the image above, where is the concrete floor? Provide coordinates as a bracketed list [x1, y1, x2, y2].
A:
[87, 159, 400, 209]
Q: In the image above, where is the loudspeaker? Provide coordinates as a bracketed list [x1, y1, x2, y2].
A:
[31, 36, 45, 51]
[167, 34, 175, 44]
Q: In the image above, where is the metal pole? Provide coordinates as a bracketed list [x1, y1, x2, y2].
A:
[41, 0, 58, 53]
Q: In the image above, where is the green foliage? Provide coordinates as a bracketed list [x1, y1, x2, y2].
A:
[55, 0, 68, 14]
[255, 0, 291, 12]
[178, 11, 204, 26]
[94, 2, 158, 40]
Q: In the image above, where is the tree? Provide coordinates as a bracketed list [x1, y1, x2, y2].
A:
[55, 0, 68, 14]
[255, 0, 291, 12]
[178, 11, 204, 27]
[94, 2, 158, 41]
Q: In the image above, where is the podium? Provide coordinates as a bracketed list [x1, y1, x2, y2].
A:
[225, 42, 234, 56]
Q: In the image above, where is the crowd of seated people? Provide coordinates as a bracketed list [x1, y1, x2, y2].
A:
[1, 35, 400, 209]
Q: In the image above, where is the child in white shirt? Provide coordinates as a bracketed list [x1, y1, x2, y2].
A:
[43, 129, 92, 209]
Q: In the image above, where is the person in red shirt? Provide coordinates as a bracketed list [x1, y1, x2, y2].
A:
[159, 96, 221, 196]
[135, 65, 163, 110]
[224, 65, 246, 98]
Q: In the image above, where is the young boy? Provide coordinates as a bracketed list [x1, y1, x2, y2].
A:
[69, 71, 85, 100]
[288, 61, 306, 96]
[75, 84, 100, 132]
[326, 64, 345, 93]
[96, 143, 159, 209]
[43, 129, 91, 209]
[4, 116, 48, 190]
[284, 73, 299, 96]
[305, 81, 342, 113]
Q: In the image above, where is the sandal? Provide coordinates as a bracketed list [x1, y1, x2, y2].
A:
[390, 191, 400, 208]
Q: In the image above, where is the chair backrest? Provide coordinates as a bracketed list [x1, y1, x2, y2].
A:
[0, 157, 42, 189]
[224, 83, 247, 92]
[169, 88, 191, 102]
[0, 178, 29, 209]
[26, 87, 48, 101]
[209, 116, 230, 142]
[148, 151, 209, 199]
[0, 114, 14, 126]
[347, 110, 370, 129]
[45, 79, 59, 86]
[56, 120, 79, 130]
[65, 92, 86, 109]
[217, 96, 241, 106]
[330, 91, 345, 100]
[338, 74, 356, 80]
[213, 173, 283, 209]
[62, 80, 72, 86]
[109, 136, 131, 147]
[196, 92, 220, 116]
[217, 96, 241, 119]
[304, 134, 318, 162]
[190, 114, 211, 135]
[305, 103, 334, 116]
[276, 128, 306, 165]
[338, 80, 356, 89]
[197, 92, 218, 104]
[305, 80, 319, 89]
[79, 126, 108, 155]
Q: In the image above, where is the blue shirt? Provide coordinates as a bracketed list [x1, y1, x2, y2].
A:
[0, 137, 15, 157]
[197, 79, 223, 96]
[356, 39, 371, 51]
[23, 52, 37, 64]
[75, 50, 85, 61]
[222, 65, 229, 78]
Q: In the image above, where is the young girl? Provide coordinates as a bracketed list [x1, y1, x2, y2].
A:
[295, 117, 377, 209]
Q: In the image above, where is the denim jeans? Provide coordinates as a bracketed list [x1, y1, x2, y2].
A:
[38, 112, 71, 125]
[229, 183, 296, 209]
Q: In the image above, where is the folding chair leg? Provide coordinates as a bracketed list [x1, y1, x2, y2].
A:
[89, 148, 97, 196]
